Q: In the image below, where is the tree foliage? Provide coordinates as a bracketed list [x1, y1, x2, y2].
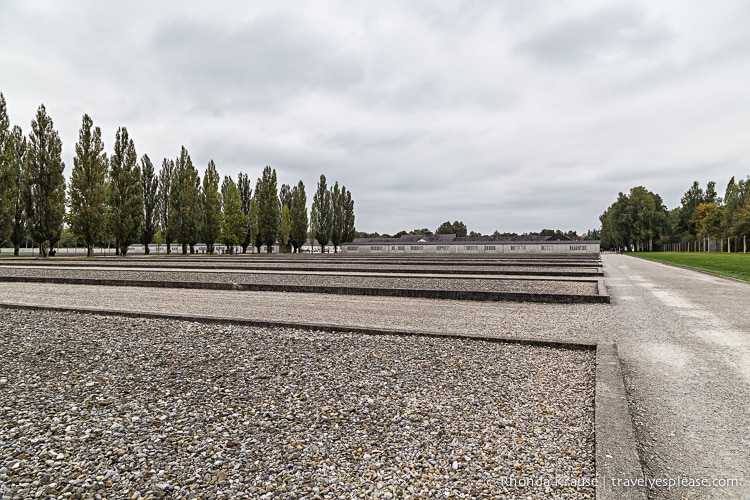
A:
[255, 166, 280, 253]
[289, 181, 308, 252]
[107, 127, 142, 256]
[25, 105, 66, 257]
[436, 220, 468, 237]
[220, 176, 246, 254]
[311, 174, 332, 253]
[140, 154, 159, 254]
[158, 158, 175, 253]
[237, 172, 253, 253]
[170, 146, 200, 254]
[7, 125, 27, 255]
[200, 160, 222, 253]
[69, 114, 107, 257]
[600, 186, 669, 250]
[0, 93, 14, 246]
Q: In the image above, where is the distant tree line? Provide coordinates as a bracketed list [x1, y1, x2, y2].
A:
[0, 94, 355, 257]
[600, 179, 750, 251]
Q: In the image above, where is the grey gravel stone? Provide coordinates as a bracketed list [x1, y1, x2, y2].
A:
[0, 308, 596, 499]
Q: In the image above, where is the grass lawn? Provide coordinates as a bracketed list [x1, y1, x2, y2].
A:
[630, 252, 750, 282]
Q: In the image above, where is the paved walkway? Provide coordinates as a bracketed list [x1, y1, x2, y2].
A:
[600, 253, 749, 499]
[1, 254, 748, 498]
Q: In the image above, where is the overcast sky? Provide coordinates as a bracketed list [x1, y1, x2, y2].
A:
[2, 1, 749, 235]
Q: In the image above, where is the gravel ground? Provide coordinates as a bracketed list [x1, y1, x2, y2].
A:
[0, 267, 598, 296]
[0, 308, 595, 499]
[0, 257, 601, 276]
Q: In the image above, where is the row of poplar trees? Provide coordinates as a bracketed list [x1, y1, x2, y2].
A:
[0, 94, 355, 257]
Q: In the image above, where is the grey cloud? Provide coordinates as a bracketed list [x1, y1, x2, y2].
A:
[147, 15, 364, 110]
[516, 3, 671, 66]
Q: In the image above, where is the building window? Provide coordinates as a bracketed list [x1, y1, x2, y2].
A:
[346, 246, 358, 252]
[398, 246, 404, 251]
[484, 245, 496, 251]
[570, 245, 586, 251]
[436, 245, 450, 251]
[510, 245, 527, 251]
[410, 246, 424, 251]
[541, 245, 552, 251]
[370, 246, 382, 251]
[465, 245, 478, 251]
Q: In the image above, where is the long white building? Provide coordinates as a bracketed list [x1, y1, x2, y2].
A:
[342, 233, 600, 255]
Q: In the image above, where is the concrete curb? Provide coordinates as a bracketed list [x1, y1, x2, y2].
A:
[596, 343, 647, 499]
[0, 275, 610, 304]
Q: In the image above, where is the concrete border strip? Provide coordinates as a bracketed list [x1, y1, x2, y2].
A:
[0, 275, 609, 304]
[596, 343, 647, 499]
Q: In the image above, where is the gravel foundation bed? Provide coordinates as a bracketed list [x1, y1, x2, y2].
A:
[0, 268, 598, 296]
[1, 309, 595, 499]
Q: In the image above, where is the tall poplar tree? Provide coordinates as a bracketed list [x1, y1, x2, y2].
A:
[220, 176, 246, 254]
[201, 160, 222, 253]
[289, 180, 308, 253]
[255, 165, 280, 253]
[69, 114, 107, 257]
[280, 205, 292, 253]
[248, 198, 259, 254]
[237, 172, 253, 253]
[8, 126, 27, 255]
[140, 154, 159, 254]
[311, 174, 332, 253]
[158, 158, 175, 253]
[342, 186, 356, 244]
[329, 181, 344, 252]
[0, 93, 12, 245]
[24, 104, 66, 257]
[170, 146, 200, 254]
[107, 127, 142, 256]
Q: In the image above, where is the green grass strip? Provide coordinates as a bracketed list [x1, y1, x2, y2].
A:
[630, 252, 750, 282]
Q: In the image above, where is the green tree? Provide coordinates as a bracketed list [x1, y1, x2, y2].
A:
[627, 186, 667, 251]
[678, 181, 705, 237]
[280, 204, 292, 253]
[279, 183, 292, 209]
[436, 220, 467, 237]
[8, 126, 27, 255]
[248, 198, 259, 254]
[220, 176, 246, 254]
[170, 146, 200, 254]
[692, 203, 722, 246]
[200, 160, 222, 253]
[107, 127, 142, 256]
[342, 187, 356, 244]
[140, 154, 159, 254]
[330, 181, 344, 252]
[311, 174, 332, 253]
[600, 187, 667, 251]
[68, 114, 108, 257]
[289, 180, 308, 253]
[256, 166, 280, 253]
[24, 104, 66, 257]
[0, 93, 13, 246]
[721, 176, 749, 250]
[158, 158, 175, 254]
[237, 172, 253, 253]
[600, 192, 631, 249]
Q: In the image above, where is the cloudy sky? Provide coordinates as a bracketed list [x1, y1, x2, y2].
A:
[2, 1, 749, 235]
